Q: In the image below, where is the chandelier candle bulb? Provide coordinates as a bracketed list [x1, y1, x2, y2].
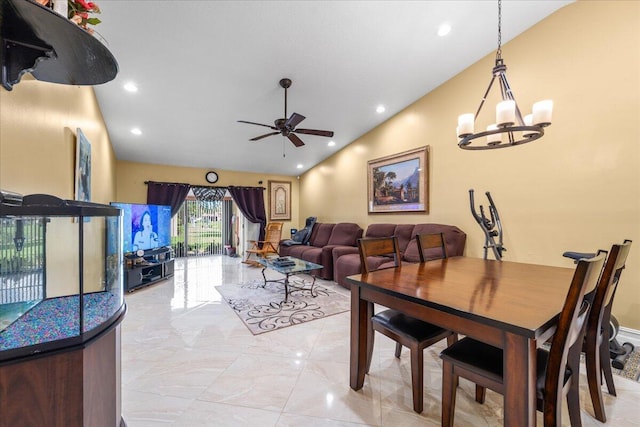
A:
[486, 124, 501, 145]
[496, 100, 516, 126]
[532, 100, 553, 126]
[523, 114, 536, 137]
[457, 113, 475, 136]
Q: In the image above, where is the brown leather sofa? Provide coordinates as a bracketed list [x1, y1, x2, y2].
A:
[332, 223, 467, 288]
[279, 222, 363, 280]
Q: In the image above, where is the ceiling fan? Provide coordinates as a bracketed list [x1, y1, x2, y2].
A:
[238, 78, 334, 147]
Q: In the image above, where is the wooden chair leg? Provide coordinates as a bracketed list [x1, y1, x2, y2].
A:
[441, 360, 456, 427]
[586, 337, 607, 422]
[567, 346, 584, 427]
[600, 338, 617, 396]
[567, 377, 583, 427]
[543, 391, 565, 427]
[394, 342, 403, 358]
[410, 344, 423, 413]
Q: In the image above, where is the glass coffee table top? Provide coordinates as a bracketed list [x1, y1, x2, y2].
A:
[255, 256, 322, 274]
[255, 256, 323, 301]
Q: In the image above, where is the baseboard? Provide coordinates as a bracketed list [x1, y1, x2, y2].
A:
[618, 327, 640, 348]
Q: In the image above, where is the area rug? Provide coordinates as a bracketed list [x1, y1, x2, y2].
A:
[614, 349, 640, 382]
[217, 278, 350, 335]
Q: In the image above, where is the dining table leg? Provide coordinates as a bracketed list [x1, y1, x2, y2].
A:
[503, 332, 537, 426]
[350, 285, 371, 390]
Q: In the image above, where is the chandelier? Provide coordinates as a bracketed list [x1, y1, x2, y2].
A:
[457, 0, 553, 150]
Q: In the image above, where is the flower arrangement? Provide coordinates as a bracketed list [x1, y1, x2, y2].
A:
[68, 0, 101, 32]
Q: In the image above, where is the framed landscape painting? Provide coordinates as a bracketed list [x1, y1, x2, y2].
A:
[268, 180, 291, 221]
[367, 146, 429, 213]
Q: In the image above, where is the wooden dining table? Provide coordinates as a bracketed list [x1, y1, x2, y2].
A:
[346, 256, 576, 426]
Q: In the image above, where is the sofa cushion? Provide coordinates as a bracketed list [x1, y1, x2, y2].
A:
[327, 222, 363, 246]
[308, 223, 335, 247]
[403, 223, 467, 262]
[364, 223, 398, 238]
[394, 224, 415, 253]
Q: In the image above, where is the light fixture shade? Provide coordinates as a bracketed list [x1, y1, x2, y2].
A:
[532, 100, 553, 126]
[457, 113, 474, 137]
[456, 0, 552, 150]
[496, 100, 516, 126]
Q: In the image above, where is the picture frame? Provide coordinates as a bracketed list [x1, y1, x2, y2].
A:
[367, 146, 429, 213]
[268, 180, 291, 221]
[75, 128, 91, 202]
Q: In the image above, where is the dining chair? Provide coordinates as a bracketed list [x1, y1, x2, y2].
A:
[439, 252, 606, 427]
[358, 235, 456, 414]
[584, 239, 632, 422]
[416, 232, 448, 262]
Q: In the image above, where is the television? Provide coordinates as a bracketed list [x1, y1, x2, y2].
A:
[110, 202, 172, 254]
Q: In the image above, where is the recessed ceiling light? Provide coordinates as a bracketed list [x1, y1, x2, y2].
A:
[437, 22, 452, 37]
[131, 128, 142, 135]
[296, 164, 303, 169]
[376, 105, 386, 114]
[123, 82, 138, 92]
[328, 140, 336, 147]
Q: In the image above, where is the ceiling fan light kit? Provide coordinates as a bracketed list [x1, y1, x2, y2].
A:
[238, 78, 334, 148]
[457, 0, 553, 150]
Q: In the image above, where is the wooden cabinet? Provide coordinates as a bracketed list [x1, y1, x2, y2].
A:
[0, 318, 126, 427]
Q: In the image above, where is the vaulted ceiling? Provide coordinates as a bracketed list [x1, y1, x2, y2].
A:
[93, 1, 573, 176]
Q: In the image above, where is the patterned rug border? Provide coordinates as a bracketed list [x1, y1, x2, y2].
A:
[217, 278, 350, 335]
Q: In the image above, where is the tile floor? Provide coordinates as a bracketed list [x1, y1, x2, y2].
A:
[121, 256, 640, 426]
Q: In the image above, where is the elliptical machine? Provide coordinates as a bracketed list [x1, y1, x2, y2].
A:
[469, 189, 505, 261]
[562, 248, 634, 370]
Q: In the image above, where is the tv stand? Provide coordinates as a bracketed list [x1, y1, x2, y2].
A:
[125, 247, 174, 292]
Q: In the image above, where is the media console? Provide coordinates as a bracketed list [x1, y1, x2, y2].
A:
[125, 247, 174, 292]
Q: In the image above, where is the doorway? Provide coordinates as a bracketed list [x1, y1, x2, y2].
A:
[171, 188, 233, 257]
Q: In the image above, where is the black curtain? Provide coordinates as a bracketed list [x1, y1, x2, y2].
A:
[227, 186, 266, 242]
[146, 181, 191, 217]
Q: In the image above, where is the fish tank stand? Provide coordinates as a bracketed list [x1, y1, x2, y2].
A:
[0, 193, 126, 427]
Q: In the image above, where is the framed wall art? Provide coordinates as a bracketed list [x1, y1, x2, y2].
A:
[367, 146, 429, 213]
[75, 128, 91, 202]
[268, 180, 291, 221]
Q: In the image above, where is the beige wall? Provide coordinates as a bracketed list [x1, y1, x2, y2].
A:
[300, 1, 640, 329]
[0, 77, 117, 202]
[115, 160, 301, 234]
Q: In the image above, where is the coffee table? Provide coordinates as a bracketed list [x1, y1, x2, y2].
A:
[255, 256, 322, 302]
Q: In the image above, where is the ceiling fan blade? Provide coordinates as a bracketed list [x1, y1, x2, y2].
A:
[238, 120, 278, 130]
[250, 132, 281, 141]
[294, 128, 334, 138]
[285, 112, 306, 129]
[287, 133, 305, 147]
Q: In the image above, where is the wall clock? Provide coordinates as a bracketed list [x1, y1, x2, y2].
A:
[205, 171, 218, 184]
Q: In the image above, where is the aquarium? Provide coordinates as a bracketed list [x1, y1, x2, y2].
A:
[0, 194, 125, 362]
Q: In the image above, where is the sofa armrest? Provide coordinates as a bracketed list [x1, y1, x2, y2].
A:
[332, 245, 360, 258]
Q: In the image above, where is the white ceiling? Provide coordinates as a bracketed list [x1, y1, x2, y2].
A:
[93, 1, 572, 176]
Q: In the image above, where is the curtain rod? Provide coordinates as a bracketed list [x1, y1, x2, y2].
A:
[144, 180, 190, 186]
[144, 181, 265, 190]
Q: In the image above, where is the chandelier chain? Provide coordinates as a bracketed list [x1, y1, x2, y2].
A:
[496, 0, 502, 60]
